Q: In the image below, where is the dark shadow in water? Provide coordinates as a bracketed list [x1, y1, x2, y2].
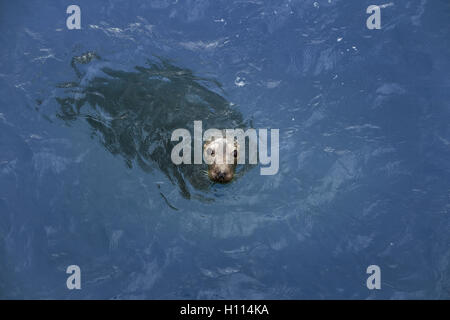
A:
[54, 53, 251, 201]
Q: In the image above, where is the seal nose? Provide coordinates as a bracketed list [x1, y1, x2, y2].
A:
[217, 172, 225, 181]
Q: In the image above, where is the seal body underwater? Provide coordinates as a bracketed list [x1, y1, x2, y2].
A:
[53, 55, 250, 199]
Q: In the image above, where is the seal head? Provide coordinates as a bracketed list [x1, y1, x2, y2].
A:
[203, 137, 240, 183]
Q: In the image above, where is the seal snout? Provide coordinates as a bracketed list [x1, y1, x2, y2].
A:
[217, 171, 226, 181]
[209, 165, 234, 183]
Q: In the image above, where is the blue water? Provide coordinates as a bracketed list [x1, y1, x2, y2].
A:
[1, 0, 449, 299]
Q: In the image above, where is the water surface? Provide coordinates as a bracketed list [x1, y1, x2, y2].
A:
[0, 0, 449, 299]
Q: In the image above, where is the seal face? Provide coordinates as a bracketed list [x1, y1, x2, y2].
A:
[203, 136, 240, 183]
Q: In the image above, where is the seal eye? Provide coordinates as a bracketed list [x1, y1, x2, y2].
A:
[207, 148, 215, 156]
[233, 150, 238, 158]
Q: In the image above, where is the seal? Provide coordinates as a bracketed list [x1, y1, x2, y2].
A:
[203, 135, 240, 183]
[53, 55, 250, 200]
